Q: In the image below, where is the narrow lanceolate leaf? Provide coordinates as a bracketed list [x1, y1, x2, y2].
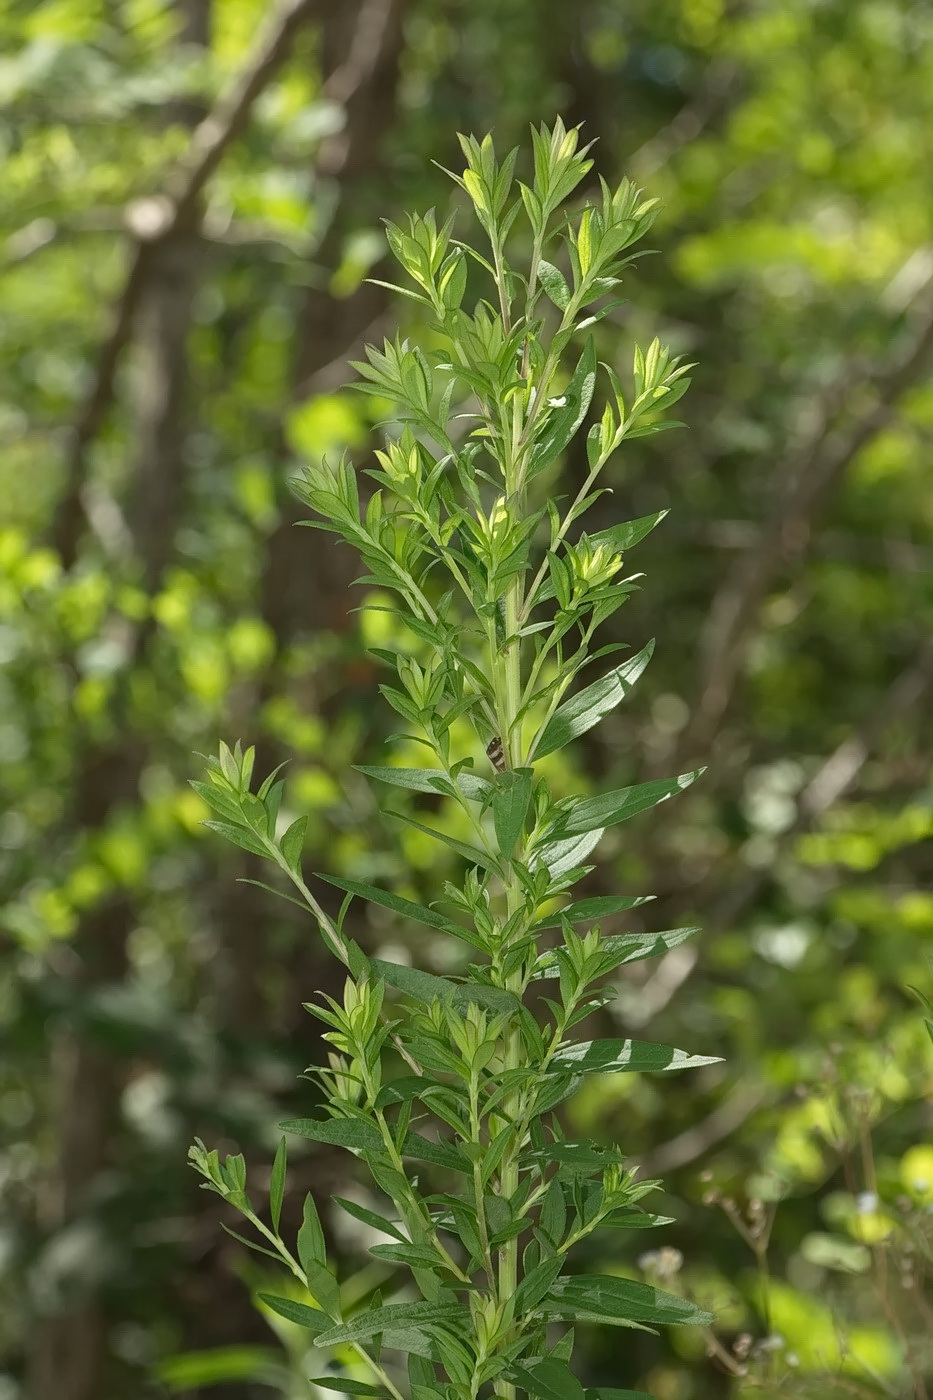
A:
[508, 1357, 585, 1400]
[539, 1275, 713, 1328]
[257, 1295, 331, 1333]
[202, 820, 269, 858]
[313, 1301, 463, 1348]
[492, 768, 534, 858]
[372, 959, 520, 1014]
[586, 509, 669, 556]
[353, 765, 492, 803]
[268, 1137, 287, 1234]
[526, 925, 701, 978]
[530, 893, 654, 933]
[555, 770, 704, 838]
[548, 1039, 721, 1075]
[536, 827, 604, 879]
[309, 1380, 387, 1397]
[333, 1196, 407, 1243]
[530, 337, 598, 476]
[534, 641, 655, 760]
[281, 1117, 468, 1174]
[316, 875, 480, 947]
[386, 810, 501, 875]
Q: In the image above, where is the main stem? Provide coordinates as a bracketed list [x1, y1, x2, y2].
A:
[494, 411, 527, 1396]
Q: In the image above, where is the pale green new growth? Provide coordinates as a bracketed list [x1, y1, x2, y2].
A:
[190, 119, 712, 1400]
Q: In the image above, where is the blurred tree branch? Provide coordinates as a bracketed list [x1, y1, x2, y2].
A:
[671, 284, 933, 771]
[50, 0, 324, 570]
[632, 640, 933, 1028]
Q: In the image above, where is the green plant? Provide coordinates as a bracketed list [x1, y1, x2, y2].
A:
[189, 120, 714, 1400]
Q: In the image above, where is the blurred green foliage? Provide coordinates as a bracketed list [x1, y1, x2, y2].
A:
[0, 1, 930, 1398]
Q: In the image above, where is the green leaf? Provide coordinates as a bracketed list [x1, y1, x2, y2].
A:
[492, 769, 534, 859]
[533, 642, 654, 759]
[386, 810, 501, 875]
[555, 770, 703, 837]
[309, 1380, 387, 1397]
[369, 1242, 444, 1269]
[257, 1295, 331, 1332]
[525, 1139, 625, 1175]
[538, 259, 571, 310]
[316, 876, 480, 947]
[530, 893, 653, 933]
[530, 338, 598, 476]
[297, 1192, 327, 1271]
[586, 509, 668, 555]
[372, 959, 519, 1014]
[598, 1212, 675, 1230]
[269, 1137, 287, 1234]
[189, 779, 246, 824]
[281, 1117, 468, 1174]
[202, 820, 269, 858]
[354, 764, 491, 802]
[314, 1301, 463, 1348]
[333, 1196, 407, 1243]
[539, 1275, 712, 1328]
[508, 1358, 585, 1400]
[280, 815, 308, 872]
[533, 927, 699, 979]
[282, 1116, 384, 1153]
[536, 828, 604, 879]
[549, 1039, 721, 1075]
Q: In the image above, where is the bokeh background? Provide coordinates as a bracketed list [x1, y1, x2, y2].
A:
[1, 1, 932, 1397]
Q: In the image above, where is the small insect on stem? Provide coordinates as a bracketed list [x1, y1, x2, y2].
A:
[486, 736, 506, 772]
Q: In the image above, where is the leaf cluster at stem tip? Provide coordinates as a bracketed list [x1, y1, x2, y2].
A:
[190, 118, 712, 1400]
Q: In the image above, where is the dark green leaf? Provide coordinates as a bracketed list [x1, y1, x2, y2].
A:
[536, 828, 603, 879]
[316, 876, 479, 947]
[385, 811, 501, 875]
[539, 1274, 712, 1328]
[369, 1243, 445, 1269]
[534, 642, 655, 759]
[309, 1380, 387, 1397]
[508, 1358, 585, 1400]
[281, 1116, 468, 1173]
[530, 339, 598, 475]
[314, 1301, 463, 1348]
[333, 1196, 407, 1243]
[586, 509, 668, 556]
[282, 1117, 383, 1153]
[598, 1212, 675, 1230]
[297, 1192, 327, 1270]
[530, 893, 653, 933]
[269, 1137, 287, 1234]
[555, 771, 703, 838]
[492, 769, 534, 858]
[549, 1039, 721, 1075]
[354, 765, 491, 802]
[257, 1295, 331, 1332]
[372, 959, 519, 1014]
[533, 927, 700, 979]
